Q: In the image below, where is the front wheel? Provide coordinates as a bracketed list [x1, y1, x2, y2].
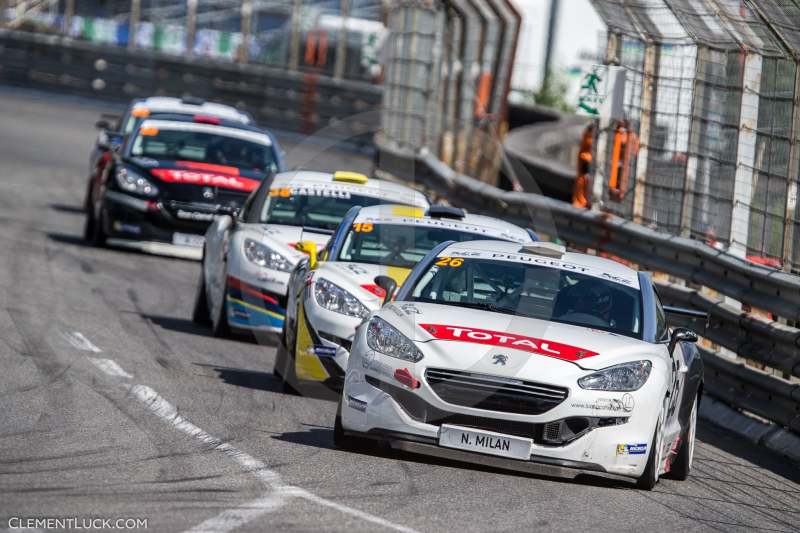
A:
[637, 421, 663, 490]
[333, 398, 373, 452]
[192, 265, 211, 326]
[211, 281, 232, 338]
[665, 394, 698, 481]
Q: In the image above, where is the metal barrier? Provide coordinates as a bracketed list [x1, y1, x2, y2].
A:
[376, 142, 800, 433]
[0, 29, 381, 143]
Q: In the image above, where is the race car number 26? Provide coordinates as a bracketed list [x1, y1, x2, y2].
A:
[435, 257, 463, 267]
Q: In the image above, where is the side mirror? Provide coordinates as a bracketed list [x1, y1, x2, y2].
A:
[296, 241, 318, 269]
[95, 119, 111, 130]
[668, 327, 698, 355]
[374, 275, 397, 305]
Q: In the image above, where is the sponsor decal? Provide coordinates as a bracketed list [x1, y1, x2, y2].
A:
[400, 303, 421, 315]
[177, 161, 240, 176]
[571, 393, 635, 413]
[419, 324, 599, 361]
[361, 350, 394, 378]
[360, 284, 386, 298]
[151, 169, 260, 192]
[113, 222, 142, 235]
[176, 209, 215, 221]
[311, 344, 337, 357]
[617, 443, 647, 455]
[492, 354, 509, 366]
[347, 395, 367, 412]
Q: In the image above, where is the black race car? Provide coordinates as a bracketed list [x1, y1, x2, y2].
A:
[84, 113, 285, 258]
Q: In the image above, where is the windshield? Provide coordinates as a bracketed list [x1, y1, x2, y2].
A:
[260, 193, 386, 231]
[130, 129, 277, 172]
[410, 257, 642, 338]
[339, 223, 507, 268]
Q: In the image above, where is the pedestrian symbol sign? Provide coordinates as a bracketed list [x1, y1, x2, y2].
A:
[577, 65, 625, 120]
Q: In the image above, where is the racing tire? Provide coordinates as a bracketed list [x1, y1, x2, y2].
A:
[637, 421, 662, 491]
[211, 281, 232, 338]
[333, 399, 373, 452]
[192, 267, 212, 326]
[664, 394, 698, 481]
[274, 327, 299, 395]
[85, 205, 107, 247]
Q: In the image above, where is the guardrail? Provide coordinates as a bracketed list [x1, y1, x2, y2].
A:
[377, 140, 800, 434]
[377, 143, 800, 320]
[0, 30, 381, 144]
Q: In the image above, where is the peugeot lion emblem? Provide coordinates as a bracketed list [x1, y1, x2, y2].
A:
[202, 187, 215, 200]
[492, 354, 508, 366]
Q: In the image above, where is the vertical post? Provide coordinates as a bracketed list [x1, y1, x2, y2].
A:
[288, 0, 303, 71]
[240, 0, 253, 62]
[632, 43, 658, 224]
[185, 0, 197, 57]
[680, 46, 705, 237]
[592, 33, 619, 206]
[782, 65, 800, 270]
[129, 0, 141, 51]
[333, 0, 350, 79]
[541, 0, 559, 89]
[0, 0, 7, 27]
[729, 52, 762, 258]
[64, 0, 75, 35]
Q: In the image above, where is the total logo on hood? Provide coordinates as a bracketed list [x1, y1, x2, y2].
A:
[419, 324, 599, 362]
[150, 161, 261, 192]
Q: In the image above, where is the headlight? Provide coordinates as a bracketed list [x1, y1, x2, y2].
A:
[115, 167, 158, 197]
[244, 238, 293, 272]
[366, 317, 423, 362]
[578, 360, 652, 391]
[314, 278, 369, 319]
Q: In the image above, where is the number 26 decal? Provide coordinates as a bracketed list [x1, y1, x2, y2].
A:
[435, 257, 463, 267]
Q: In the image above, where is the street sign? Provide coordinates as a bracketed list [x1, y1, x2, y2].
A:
[576, 65, 626, 121]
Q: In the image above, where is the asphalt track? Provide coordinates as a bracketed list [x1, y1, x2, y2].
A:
[0, 89, 798, 533]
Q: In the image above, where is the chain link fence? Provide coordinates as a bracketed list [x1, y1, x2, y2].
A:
[1, 0, 387, 83]
[590, 0, 800, 274]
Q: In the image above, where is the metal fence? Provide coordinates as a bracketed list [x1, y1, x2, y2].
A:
[589, 0, 800, 274]
[378, 0, 521, 187]
[1, 0, 387, 83]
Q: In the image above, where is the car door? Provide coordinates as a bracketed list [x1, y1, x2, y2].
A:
[653, 285, 686, 467]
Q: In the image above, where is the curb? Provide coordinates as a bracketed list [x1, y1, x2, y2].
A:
[699, 395, 800, 464]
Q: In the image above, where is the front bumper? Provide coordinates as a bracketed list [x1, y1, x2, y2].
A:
[223, 249, 293, 334]
[104, 191, 211, 247]
[341, 332, 662, 480]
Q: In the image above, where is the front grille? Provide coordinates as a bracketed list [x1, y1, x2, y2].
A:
[424, 368, 569, 416]
[366, 375, 625, 445]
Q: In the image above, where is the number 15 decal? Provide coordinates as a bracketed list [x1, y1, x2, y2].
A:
[435, 257, 463, 267]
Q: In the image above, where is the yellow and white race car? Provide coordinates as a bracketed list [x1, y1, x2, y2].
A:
[275, 204, 538, 390]
[194, 170, 428, 336]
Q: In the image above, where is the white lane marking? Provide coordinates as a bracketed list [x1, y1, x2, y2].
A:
[184, 494, 285, 533]
[62, 331, 102, 353]
[130, 385, 419, 533]
[89, 357, 133, 379]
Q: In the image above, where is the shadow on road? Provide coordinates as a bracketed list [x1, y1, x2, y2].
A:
[195, 363, 287, 394]
[49, 203, 85, 215]
[272, 427, 633, 491]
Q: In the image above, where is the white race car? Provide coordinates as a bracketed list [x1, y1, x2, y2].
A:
[337, 239, 704, 490]
[194, 170, 429, 336]
[276, 204, 537, 391]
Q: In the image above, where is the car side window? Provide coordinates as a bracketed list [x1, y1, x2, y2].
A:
[653, 285, 668, 342]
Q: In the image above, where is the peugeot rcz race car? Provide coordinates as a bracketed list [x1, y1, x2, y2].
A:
[276, 204, 538, 390]
[88, 96, 254, 210]
[84, 113, 284, 259]
[336, 239, 704, 490]
[193, 171, 429, 336]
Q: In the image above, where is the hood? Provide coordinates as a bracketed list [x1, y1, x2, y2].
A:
[127, 158, 267, 196]
[381, 302, 659, 373]
[318, 262, 412, 308]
